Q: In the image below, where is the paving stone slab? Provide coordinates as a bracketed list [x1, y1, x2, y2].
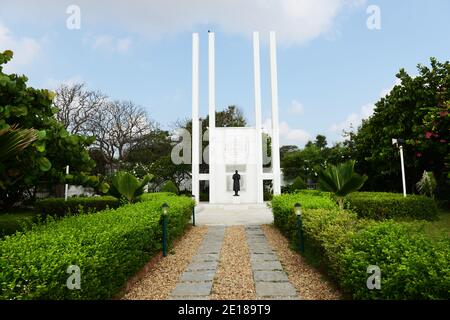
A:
[253, 271, 290, 282]
[171, 282, 213, 297]
[180, 270, 216, 282]
[250, 254, 278, 262]
[168, 296, 210, 300]
[251, 260, 283, 271]
[187, 261, 218, 271]
[255, 282, 297, 297]
[191, 253, 219, 262]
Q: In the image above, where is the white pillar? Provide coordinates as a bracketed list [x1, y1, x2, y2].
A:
[64, 165, 69, 201]
[253, 32, 264, 203]
[399, 146, 407, 197]
[269, 31, 281, 195]
[192, 33, 200, 203]
[208, 32, 216, 203]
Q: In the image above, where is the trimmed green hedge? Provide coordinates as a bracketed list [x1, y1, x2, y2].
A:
[271, 190, 338, 240]
[339, 221, 450, 300]
[35, 196, 120, 217]
[0, 193, 194, 299]
[271, 195, 450, 299]
[347, 192, 438, 220]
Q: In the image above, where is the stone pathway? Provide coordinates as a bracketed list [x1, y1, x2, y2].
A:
[169, 226, 225, 300]
[246, 225, 298, 299]
[169, 224, 299, 300]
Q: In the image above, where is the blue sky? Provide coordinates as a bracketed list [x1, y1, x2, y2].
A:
[1, 0, 450, 147]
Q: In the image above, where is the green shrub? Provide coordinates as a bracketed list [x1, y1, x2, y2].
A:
[35, 196, 120, 217]
[160, 180, 178, 195]
[339, 221, 450, 300]
[0, 193, 194, 299]
[271, 191, 337, 240]
[291, 176, 307, 191]
[271, 197, 450, 299]
[347, 192, 438, 220]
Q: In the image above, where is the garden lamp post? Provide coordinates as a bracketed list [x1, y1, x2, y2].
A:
[191, 195, 196, 226]
[295, 203, 304, 254]
[161, 203, 169, 257]
[392, 138, 407, 197]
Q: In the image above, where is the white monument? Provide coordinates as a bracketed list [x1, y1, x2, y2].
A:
[191, 31, 281, 204]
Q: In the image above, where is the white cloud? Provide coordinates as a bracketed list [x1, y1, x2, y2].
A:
[289, 100, 305, 115]
[263, 118, 311, 146]
[5, 0, 365, 45]
[329, 103, 374, 135]
[0, 22, 41, 72]
[329, 79, 403, 138]
[86, 35, 132, 54]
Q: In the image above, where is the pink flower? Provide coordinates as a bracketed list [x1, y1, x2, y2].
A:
[440, 139, 447, 143]
[416, 152, 423, 158]
[425, 132, 433, 139]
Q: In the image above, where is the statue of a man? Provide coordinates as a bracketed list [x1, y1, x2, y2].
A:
[232, 170, 240, 196]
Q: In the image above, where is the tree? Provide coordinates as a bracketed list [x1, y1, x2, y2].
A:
[0, 50, 95, 208]
[317, 160, 368, 209]
[314, 134, 328, 149]
[124, 129, 172, 165]
[280, 145, 299, 160]
[54, 83, 107, 135]
[87, 100, 154, 169]
[350, 58, 450, 198]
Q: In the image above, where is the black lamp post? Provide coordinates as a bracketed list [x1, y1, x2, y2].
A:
[161, 203, 169, 257]
[295, 203, 304, 254]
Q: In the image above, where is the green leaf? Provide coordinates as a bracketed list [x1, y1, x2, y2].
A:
[37, 157, 51, 172]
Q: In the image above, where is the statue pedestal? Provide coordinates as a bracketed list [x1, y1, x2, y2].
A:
[232, 196, 241, 204]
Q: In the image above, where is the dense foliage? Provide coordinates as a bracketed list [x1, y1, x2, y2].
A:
[108, 171, 152, 203]
[271, 193, 450, 299]
[346, 192, 438, 220]
[0, 50, 96, 209]
[0, 193, 194, 299]
[350, 58, 450, 199]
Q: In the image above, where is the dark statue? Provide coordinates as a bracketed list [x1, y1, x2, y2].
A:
[232, 170, 240, 196]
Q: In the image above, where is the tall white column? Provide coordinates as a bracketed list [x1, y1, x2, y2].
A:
[208, 32, 216, 203]
[253, 32, 264, 203]
[192, 33, 200, 203]
[269, 31, 281, 195]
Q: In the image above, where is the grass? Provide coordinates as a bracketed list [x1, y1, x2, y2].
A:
[0, 208, 39, 237]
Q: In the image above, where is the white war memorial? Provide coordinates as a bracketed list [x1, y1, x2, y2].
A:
[190, 31, 282, 205]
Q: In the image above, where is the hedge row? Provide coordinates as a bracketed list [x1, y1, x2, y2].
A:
[271, 190, 338, 240]
[0, 193, 194, 299]
[35, 196, 120, 217]
[347, 192, 438, 220]
[271, 195, 450, 299]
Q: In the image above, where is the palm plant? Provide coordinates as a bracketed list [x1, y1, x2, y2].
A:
[416, 170, 437, 199]
[108, 171, 153, 203]
[317, 160, 368, 210]
[0, 125, 38, 162]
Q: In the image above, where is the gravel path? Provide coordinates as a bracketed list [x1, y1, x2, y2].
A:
[210, 226, 256, 300]
[122, 226, 208, 300]
[261, 225, 342, 300]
